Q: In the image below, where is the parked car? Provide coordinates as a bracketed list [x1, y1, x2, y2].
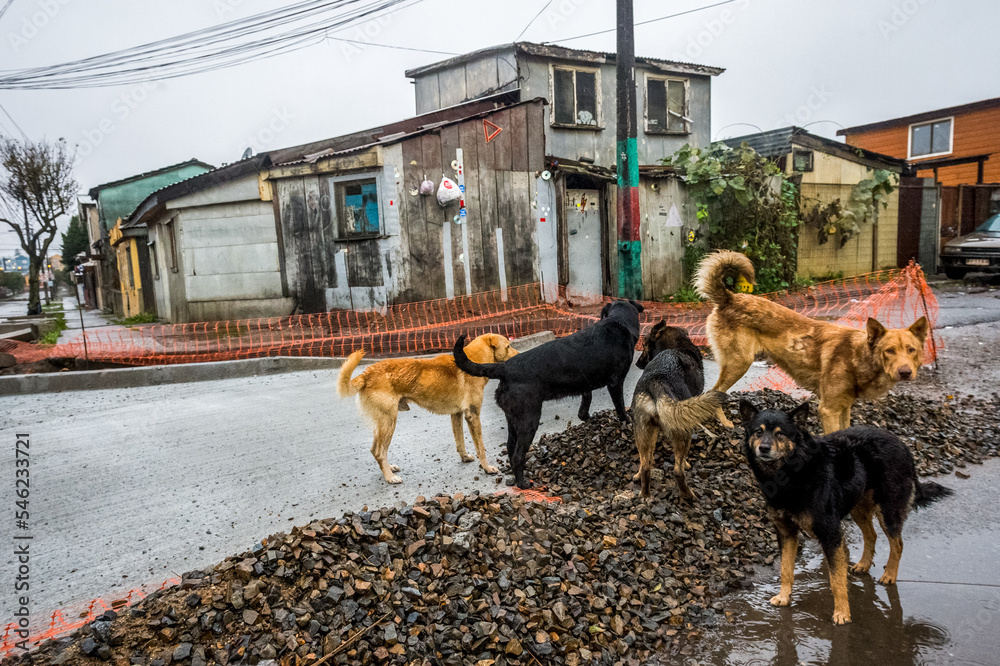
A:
[940, 213, 1000, 279]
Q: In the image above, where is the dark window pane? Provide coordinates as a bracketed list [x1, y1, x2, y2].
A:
[931, 120, 951, 154]
[667, 80, 686, 132]
[647, 78, 667, 130]
[554, 68, 575, 125]
[575, 71, 597, 125]
[911, 123, 931, 156]
[340, 179, 379, 235]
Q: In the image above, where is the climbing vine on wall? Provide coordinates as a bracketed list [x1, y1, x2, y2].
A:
[668, 142, 800, 294]
[801, 169, 898, 248]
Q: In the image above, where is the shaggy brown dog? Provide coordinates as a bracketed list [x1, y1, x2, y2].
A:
[695, 251, 929, 433]
[337, 334, 516, 484]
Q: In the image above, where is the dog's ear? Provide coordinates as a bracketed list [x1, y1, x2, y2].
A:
[649, 319, 666, 335]
[600, 303, 612, 319]
[866, 318, 887, 347]
[738, 399, 758, 425]
[908, 316, 929, 344]
[629, 299, 645, 313]
[789, 400, 811, 427]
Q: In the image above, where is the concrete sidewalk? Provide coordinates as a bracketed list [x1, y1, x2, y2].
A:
[56, 294, 125, 346]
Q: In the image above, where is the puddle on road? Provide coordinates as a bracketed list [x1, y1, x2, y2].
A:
[697, 529, 1000, 666]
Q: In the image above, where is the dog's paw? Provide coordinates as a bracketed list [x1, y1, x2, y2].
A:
[578, 411, 591, 422]
[460, 454, 475, 463]
[481, 463, 499, 474]
[386, 474, 403, 484]
[719, 414, 734, 429]
[769, 593, 791, 607]
[849, 561, 872, 576]
[877, 571, 897, 585]
[831, 610, 852, 625]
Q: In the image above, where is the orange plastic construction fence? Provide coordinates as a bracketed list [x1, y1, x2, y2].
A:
[0, 578, 179, 658]
[3, 263, 940, 372]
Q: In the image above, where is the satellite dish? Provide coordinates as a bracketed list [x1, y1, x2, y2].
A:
[241, 147, 253, 160]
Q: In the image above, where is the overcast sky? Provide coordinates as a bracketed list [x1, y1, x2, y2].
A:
[1, 0, 996, 255]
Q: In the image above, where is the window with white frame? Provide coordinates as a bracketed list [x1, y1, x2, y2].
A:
[645, 75, 689, 134]
[909, 118, 952, 158]
[551, 66, 600, 128]
[330, 174, 382, 238]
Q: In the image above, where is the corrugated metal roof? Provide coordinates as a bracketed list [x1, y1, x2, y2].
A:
[404, 41, 724, 78]
[87, 159, 215, 199]
[122, 155, 270, 229]
[722, 126, 907, 172]
[722, 127, 797, 158]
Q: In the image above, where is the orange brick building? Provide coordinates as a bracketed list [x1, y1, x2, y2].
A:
[838, 97, 1000, 186]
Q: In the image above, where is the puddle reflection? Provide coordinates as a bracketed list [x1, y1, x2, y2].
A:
[703, 567, 952, 666]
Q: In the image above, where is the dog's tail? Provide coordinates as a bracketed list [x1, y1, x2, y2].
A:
[693, 250, 756, 307]
[914, 480, 954, 508]
[648, 388, 727, 436]
[453, 334, 506, 380]
[337, 349, 367, 397]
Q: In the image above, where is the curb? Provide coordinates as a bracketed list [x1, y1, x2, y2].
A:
[0, 331, 556, 396]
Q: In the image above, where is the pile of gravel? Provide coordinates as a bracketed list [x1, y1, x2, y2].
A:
[7, 390, 996, 666]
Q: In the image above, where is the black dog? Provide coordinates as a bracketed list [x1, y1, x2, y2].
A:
[453, 299, 644, 489]
[739, 398, 952, 624]
[631, 321, 724, 499]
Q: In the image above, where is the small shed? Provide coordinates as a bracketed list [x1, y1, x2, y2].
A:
[725, 127, 907, 278]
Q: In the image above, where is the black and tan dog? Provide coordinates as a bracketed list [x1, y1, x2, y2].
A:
[454, 299, 644, 489]
[630, 321, 725, 499]
[739, 398, 952, 624]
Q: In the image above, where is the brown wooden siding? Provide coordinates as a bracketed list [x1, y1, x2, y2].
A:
[844, 105, 1000, 186]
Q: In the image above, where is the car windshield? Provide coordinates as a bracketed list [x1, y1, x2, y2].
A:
[975, 214, 1000, 233]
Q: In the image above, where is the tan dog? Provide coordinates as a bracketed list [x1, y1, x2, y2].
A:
[695, 251, 929, 433]
[337, 334, 517, 484]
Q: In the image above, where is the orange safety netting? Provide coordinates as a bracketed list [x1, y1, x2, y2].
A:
[0, 578, 179, 658]
[3, 263, 940, 372]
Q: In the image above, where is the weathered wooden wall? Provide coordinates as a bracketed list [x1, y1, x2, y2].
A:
[272, 100, 549, 311]
[601, 176, 693, 301]
[395, 101, 547, 302]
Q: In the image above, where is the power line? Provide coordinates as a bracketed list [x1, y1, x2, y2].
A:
[516, 0, 555, 42]
[544, 0, 740, 44]
[0, 101, 27, 138]
[0, 0, 425, 89]
[324, 36, 457, 56]
[0, 0, 15, 23]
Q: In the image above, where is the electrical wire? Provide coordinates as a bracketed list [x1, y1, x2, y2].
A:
[516, 0, 555, 42]
[0, 0, 425, 89]
[0, 101, 27, 138]
[544, 0, 741, 44]
[0, 0, 15, 23]
[324, 36, 457, 56]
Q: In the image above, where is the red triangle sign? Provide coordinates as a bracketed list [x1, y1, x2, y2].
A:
[483, 119, 503, 143]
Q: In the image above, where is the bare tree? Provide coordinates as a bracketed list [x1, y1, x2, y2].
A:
[0, 137, 78, 315]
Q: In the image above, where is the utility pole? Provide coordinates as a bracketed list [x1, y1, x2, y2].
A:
[616, 0, 642, 300]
